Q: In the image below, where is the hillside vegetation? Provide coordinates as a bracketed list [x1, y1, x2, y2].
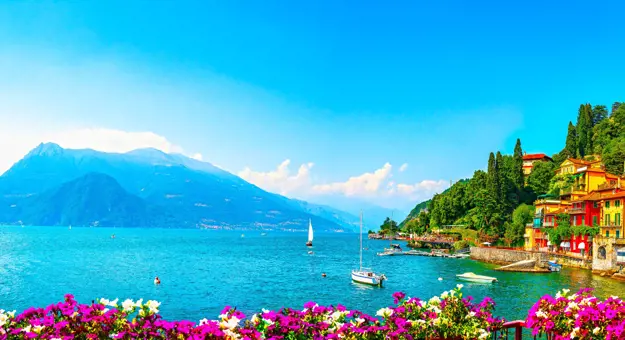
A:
[401, 101, 624, 245]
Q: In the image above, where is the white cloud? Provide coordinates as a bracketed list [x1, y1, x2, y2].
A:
[312, 163, 392, 197]
[238, 159, 314, 196]
[0, 126, 202, 174]
[239, 160, 448, 206]
[399, 163, 408, 172]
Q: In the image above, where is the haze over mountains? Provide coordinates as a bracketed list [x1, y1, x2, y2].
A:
[0, 143, 401, 231]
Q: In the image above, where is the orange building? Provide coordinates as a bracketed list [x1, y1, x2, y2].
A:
[522, 153, 552, 177]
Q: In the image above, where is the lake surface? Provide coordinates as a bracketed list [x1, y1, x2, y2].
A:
[0, 226, 622, 322]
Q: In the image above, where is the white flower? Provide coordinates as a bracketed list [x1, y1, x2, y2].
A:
[331, 311, 344, 321]
[220, 316, 240, 330]
[535, 310, 548, 319]
[250, 314, 260, 324]
[593, 327, 601, 334]
[109, 298, 119, 307]
[376, 307, 393, 317]
[263, 318, 275, 326]
[355, 317, 365, 324]
[22, 325, 31, 333]
[427, 305, 442, 314]
[429, 296, 441, 305]
[441, 291, 449, 299]
[456, 284, 464, 289]
[51, 338, 62, 340]
[33, 325, 44, 334]
[122, 299, 135, 312]
[100, 298, 111, 306]
[478, 328, 490, 340]
[135, 298, 144, 307]
[571, 327, 580, 338]
[469, 312, 476, 317]
[432, 317, 440, 325]
[146, 300, 161, 314]
[610, 295, 620, 300]
[419, 300, 427, 307]
[138, 309, 145, 317]
[262, 308, 270, 313]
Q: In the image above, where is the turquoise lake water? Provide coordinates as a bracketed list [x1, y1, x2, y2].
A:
[0, 226, 622, 322]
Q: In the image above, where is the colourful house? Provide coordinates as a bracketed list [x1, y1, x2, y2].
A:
[558, 157, 621, 201]
[522, 153, 552, 177]
[524, 196, 569, 251]
[600, 191, 625, 239]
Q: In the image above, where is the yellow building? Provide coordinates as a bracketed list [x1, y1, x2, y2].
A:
[525, 197, 570, 251]
[558, 157, 620, 201]
[600, 191, 625, 239]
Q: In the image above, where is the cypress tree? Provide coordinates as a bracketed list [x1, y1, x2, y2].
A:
[585, 103, 594, 153]
[564, 122, 577, 158]
[513, 138, 524, 188]
[487, 152, 498, 200]
[576, 104, 592, 157]
[496, 151, 506, 206]
[592, 105, 608, 125]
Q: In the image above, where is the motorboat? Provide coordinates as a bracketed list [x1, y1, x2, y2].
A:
[377, 243, 404, 256]
[456, 272, 497, 283]
[548, 260, 562, 272]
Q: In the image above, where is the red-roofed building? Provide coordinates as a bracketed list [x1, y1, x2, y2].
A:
[522, 153, 553, 177]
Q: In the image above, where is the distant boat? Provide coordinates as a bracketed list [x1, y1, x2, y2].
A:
[111, 234, 115, 239]
[352, 212, 386, 286]
[306, 219, 313, 247]
[377, 243, 403, 256]
[456, 272, 497, 283]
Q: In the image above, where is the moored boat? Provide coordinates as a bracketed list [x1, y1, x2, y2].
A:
[352, 212, 386, 286]
[456, 272, 497, 283]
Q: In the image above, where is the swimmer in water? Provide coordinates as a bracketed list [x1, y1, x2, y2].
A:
[154, 276, 161, 285]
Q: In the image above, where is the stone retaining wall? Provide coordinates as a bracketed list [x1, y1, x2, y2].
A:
[470, 247, 547, 265]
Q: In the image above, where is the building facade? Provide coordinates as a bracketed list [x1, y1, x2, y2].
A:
[522, 153, 553, 177]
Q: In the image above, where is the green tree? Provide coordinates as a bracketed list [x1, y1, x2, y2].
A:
[592, 105, 608, 125]
[611, 102, 622, 115]
[379, 217, 399, 235]
[526, 161, 556, 195]
[496, 152, 507, 209]
[564, 121, 577, 159]
[576, 104, 593, 157]
[513, 138, 524, 189]
[548, 173, 574, 196]
[602, 136, 625, 176]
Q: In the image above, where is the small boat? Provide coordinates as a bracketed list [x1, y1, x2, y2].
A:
[306, 219, 313, 247]
[456, 272, 497, 283]
[548, 260, 562, 272]
[377, 244, 404, 256]
[111, 234, 115, 239]
[352, 212, 386, 286]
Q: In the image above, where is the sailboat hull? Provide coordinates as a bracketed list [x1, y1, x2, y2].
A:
[306, 241, 312, 246]
[351, 271, 383, 286]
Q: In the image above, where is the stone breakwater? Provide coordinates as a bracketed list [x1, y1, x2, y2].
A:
[470, 247, 547, 265]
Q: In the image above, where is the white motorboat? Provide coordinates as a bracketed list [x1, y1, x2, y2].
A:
[352, 212, 386, 286]
[456, 272, 497, 283]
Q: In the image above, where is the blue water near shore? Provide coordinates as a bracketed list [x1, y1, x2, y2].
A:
[0, 226, 622, 322]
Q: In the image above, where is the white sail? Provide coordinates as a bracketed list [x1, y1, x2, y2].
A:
[308, 219, 314, 242]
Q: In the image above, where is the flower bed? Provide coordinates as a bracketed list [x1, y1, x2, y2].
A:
[526, 288, 625, 340]
[0, 285, 504, 339]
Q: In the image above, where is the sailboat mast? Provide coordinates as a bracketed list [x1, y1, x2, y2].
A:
[359, 211, 363, 271]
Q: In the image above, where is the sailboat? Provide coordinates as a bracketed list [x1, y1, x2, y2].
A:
[352, 212, 387, 286]
[306, 219, 313, 246]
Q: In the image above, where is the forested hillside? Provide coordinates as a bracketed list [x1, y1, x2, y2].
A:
[401, 101, 625, 245]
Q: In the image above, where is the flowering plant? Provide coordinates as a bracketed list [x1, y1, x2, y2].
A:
[0, 286, 504, 339]
[526, 288, 625, 339]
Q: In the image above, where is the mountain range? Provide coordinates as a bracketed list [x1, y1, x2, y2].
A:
[0, 143, 398, 231]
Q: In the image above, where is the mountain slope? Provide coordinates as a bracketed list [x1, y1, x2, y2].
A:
[0, 143, 350, 231]
[15, 173, 168, 227]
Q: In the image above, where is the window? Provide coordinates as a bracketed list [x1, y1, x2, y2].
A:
[606, 200, 611, 208]
[605, 214, 611, 225]
[594, 201, 598, 208]
[606, 230, 610, 237]
[593, 216, 598, 226]
[617, 230, 621, 239]
[582, 202, 586, 209]
[617, 213, 621, 226]
[598, 246, 607, 259]
[617, 200, 621, 208]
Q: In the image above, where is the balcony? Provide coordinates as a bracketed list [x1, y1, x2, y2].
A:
[598, 182, 618, 191]
[560, 187, 572, 195]
[543, 221, 554, 227]
[569, 207, 584, 214]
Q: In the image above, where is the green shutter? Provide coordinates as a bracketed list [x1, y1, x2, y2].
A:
[607, 201, 611, 208]
[593, 216, 597, 225]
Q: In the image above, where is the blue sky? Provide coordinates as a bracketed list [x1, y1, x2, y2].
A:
[0, 1, 624, 210]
